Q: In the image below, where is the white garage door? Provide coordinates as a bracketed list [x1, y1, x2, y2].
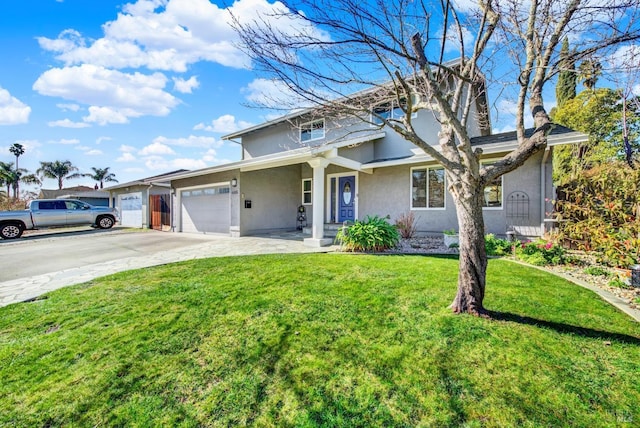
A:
[181, 186, 230, 234]
[119, 192, 143, 228]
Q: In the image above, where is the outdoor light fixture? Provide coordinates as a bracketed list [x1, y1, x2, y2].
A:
[230, 178, 238, 187]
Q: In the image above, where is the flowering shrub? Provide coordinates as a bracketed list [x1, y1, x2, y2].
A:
[336, 215, 399, 252]
[556, 162, 639, 268]
[516, 240, 567, 266]
[485, 234, 517, 256]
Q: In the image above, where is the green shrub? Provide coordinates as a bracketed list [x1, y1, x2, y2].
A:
[485, 233, 516, 256]
[516, 240, 567, 266]
[336, 215, 400, 252]
[608, 278, 630, 289]
[583, 266, 610, 277]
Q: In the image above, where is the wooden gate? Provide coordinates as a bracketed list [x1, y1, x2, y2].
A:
[149, 194, 171, 231]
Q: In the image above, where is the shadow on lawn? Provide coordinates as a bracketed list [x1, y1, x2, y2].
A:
[487, 310, 640, 345]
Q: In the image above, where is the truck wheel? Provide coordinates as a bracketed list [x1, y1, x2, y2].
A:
[97, 216, 115, 229]
[0, 223, 24, 239]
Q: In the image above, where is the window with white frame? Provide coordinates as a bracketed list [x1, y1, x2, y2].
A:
[411, 166, 445, 209]
[482, 162, 503, 208]
[302, 178, 312, 205]
[300, 119, 325, 142]
[372, 97, 418, 125]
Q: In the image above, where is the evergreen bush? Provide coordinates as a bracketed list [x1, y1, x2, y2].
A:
[336, 215, 400, 252]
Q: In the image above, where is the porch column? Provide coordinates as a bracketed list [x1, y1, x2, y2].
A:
[304, 158, 333, 247]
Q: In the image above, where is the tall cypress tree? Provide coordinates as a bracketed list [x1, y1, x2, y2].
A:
[556, 38, 576, 108]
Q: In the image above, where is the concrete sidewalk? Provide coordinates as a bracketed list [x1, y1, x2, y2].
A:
[0, 234, 337, 307]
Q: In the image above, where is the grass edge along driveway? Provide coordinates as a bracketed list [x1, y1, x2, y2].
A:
[1, 254, 638, 427]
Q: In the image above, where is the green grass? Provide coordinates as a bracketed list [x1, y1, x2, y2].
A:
[1, 254, 639, 427]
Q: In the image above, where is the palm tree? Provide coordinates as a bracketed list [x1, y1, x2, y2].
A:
[0, 162, 41, 199]
[36, 160, 83, 190]
[84, 167, 118, 189]
[8, 143, 25, 197]
[579, 59, 602, 91]
[0, 162, 13, 196]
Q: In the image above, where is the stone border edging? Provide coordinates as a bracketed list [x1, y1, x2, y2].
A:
[503, 258, 640, 323]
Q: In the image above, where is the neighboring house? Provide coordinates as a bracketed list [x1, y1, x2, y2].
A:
[166, 91, 586, 246]
[38, 186, 110, 207]
[105, 170, 187, 229]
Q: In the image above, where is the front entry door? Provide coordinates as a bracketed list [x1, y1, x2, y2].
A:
[338, 175, 355, 222]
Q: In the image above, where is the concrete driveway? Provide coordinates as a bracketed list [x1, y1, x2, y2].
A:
[0, 228, 335, 307]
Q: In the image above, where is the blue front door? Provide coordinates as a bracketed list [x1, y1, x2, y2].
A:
[338, 176, 355, 222]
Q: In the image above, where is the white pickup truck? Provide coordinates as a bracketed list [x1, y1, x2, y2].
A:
[0, 199, 119, 239]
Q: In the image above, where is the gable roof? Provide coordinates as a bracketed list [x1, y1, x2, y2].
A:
[222, 59, 491, 141]
[39, 186, 96, 199]
[469, 124, 577, 147]
[363, 125, 587, 168]
[104, 169, 189, 191]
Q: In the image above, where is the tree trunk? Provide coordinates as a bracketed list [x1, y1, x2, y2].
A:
[450, 187, 488, 315]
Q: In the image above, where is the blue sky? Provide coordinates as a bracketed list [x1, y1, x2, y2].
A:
[0, 0, 637, 192]
[0, 0, 289, 191]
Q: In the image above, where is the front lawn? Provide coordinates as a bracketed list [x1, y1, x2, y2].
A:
[1, 254, 638, 427]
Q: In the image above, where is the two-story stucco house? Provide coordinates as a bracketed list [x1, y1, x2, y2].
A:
[166, 91, 586, 247]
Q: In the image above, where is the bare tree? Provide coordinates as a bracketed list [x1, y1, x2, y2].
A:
[232, 0, 640, 315]
[605, 45, 640, 168]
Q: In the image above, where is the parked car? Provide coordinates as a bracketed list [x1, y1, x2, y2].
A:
[0, 199, 119, 239]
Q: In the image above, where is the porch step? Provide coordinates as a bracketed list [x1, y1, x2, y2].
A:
[302, 223, 346, 238]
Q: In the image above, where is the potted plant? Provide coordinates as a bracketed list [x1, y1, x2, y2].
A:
[443, 228, 459, 248]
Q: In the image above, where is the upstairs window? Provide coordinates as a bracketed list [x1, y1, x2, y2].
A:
[372, 102, 393, 125]
[372, 97, 419, 125]
[300, 119, 325, 142]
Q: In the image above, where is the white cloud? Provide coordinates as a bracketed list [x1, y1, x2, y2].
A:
[443, 24, 475, 54]
[37, 0, 250, 72]
[117, 144, 138, 162]
[152, 134, 221, 148]
[201, 148, 231, 164]
[119, 144, 137, 153]
[0, 87, 31, 125]
[608, 44, 640, 71]
[56, 103, 81, 112]
[451, 0, 482, 12]
[85, 149, 104, 156]
[242, 78, 309, 109]
[36, 0, 330, 73]
[48, 118, 91, 128]
[193, 114, 254, 133]
[117, 152, 137, 162]
[96, 136, 112, 144]
[139, 141, 176, 156]
[173, 76, 199, 93]
[144, 156, 207, 171]
[84, 106, 130, 125]
[33, 64, 179, 124]
[55, 138, 80, 145]
[202, 148, 218, 162]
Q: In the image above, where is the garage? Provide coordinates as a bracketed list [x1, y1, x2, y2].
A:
[118, 192, 143, 228]
[180, 185, 230, 234]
